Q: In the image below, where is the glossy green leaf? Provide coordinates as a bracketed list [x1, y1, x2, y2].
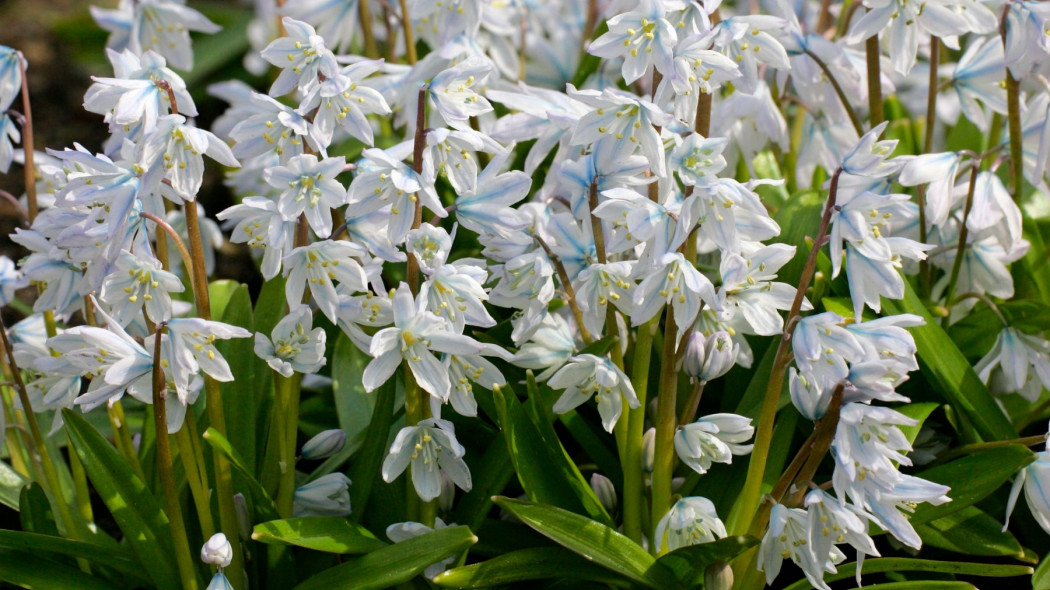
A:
[895, 402, 940, 446]
[252, 517, 386, 554]
[908, 444, 1035, 526]
[917, 505, 1024, 557]
[845, 583, 975, 590]
[782, 557, 1030, 590]
[293, 525, 477, 590]
[0, 530, 147, 582]
[882, 282, 1018, 441]
[1033, 553, 1050, 590]
[450, 434, 514, 531]
[492, 385, 612, 526]
[0, 550, 122, 590]
[62, 409, 179, 590]
[17, 484, 54, 536]
[331, 333, 377, 455]
[655, 536, 759, 586]
[433, 547, 631, 588]
[202, 427, 279, 521]
[208, 279, 241, 323]
[348, 373, 397, 523]
[215, 282, 258, 469]
[492, 496, 680, 589]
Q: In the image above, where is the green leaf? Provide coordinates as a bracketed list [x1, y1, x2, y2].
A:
[215, 282, 258, 469]
[0, 461, 27, 511]
[576, 335, 617, 358]
[252, 517, 387, 554]
[882, 282, 1018, 441]
[450, 434, 515, 531]
[293, 525, 477, 590]
[781, 557, 1030, 590]
[432, 547, 631, 588]
[0, 530, 147, 583]
[202, 427, 279, 521]
[1033, 553, 1050, 590]
[908, 444, 1035, 527]
[492, 496, 681, 589]
[895, 402, 940, 446]
[0, 550, 122, 590]
[331, 333, 377, 455]
[17, 484, 54, 536]
[61, 410, 179, 590]
[208, 279, 241, 323]
[655, 536, 759, 587]
[492, 384, 612, 526]
[348, 373, 397, 523]
[917, 505, 1024, 557]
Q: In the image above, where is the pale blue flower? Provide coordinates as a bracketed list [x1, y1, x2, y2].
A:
[674, 413, 754, 475]
[699, 15, 791, 94]
[386, 518, 457, 578]
[792, 313, 865, 385]
[1002, 0, 1050, 78]
[99, 250, 183, 326]
[283, 240, 369, 322]
[294, 473, 351, 517]
[139, 114, 240, 201]
[301, 429, 347, 460]
[90, 0, 220, 70]
[0, 114, 20, 174]
[284, 0, 360, 53]
[0, 47, 22, 112]
[429, 58, 495, 131]
[1004, 442, 1050, 534]
[165, 318, 251, 402]
[261, 17, 339, 97]
[847, 0, 982, 75]
[976, 327, 1050, 401]
[264, 154, 348, 238]
[943, 37, 1007, 131]
[569, 86, 675, 178]
[254, 304, 328, 378]
[229, 93, 312, 162]
[301, 60, 391, 148]
[200, 533, 232, 568]
[654, 497, 726, 553]
[549, 354, 639, 432]
[217, 196, 296, 280]
[588, 0, 678, 84]
[382, 418, 470, 501]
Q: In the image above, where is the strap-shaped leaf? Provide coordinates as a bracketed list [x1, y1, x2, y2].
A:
[781, 556, 1030, 590]
[0, 550, 122, 590]
[433, 547, 631, 588]
[202, 427, 279, 521]
[917, 505, 1024, 557]
[0, 530, 148, 584]
[293, 525, 476, 590]
[655, 536, 759, 586]
[62, 409, 179, 590]
[492, 496, 681, 589]
[252, 517, 386, 554]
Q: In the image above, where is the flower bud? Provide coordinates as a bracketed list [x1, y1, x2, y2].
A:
[705, 561, 734, 590]
[682, 332, 707, 378]
[438, 473, 456, 514]
[201, 533, 233, 568]
[788, 368, 832, 421]
[642, 428, 656, 473]
[294, 473, 352, 517]
[301, 428, 347, 460]
[699, 331, 737, 382]
[233, 493, 251, 541]
[590, 473, 617, 513]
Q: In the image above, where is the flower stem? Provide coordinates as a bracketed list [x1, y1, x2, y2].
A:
[729, 168, 843, 540]
[918, 36, 939, 298]
[677, 381, 705, 427]
[803, 49, 863, 136]
[535, 236, 594, 345]
[866, 36, 883, 126]
[359, 0, 380, 59]
[151, 324, 200, 590]
[780, 385, 843, 508]
[274, 372, 302, 518]
[398, 0, 417, 64]
[942, 162, 980, 323]
[17, 52, 37, 222]
[650, 309, 680, 555]
[1000, 8, 1025, 203]
[936, 434, 1047, 464]
[183, 201, 245, 589]
[175, 424, 216, 539]
[623, 316, 658, 544]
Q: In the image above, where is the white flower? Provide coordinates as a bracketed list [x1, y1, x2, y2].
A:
[975, 327, 1050, 402]
[301, 429, 347, 460]
[283, 240, 369, 323]
[254, 305, 327, 377]
[803, 490, 879, 586]
[792, 312, 865, 385]
[718, 243, 803, 336]
[839, 122, 904, 178]
[0, 114, 20, 174]
[0, 47, 23, 112]
[1004, 440, 1050, 535]
[654, 497, 726, 553]
[588, 0, 678, 84]
[549, 354, 640, 432]
[229, 93, 313, 162]
[301, 60, 391, 147]
[429, 58, 494, 131]
[632, 251, 720, 346]
[99, 250, 184, 326]
[264, 154, 348, 238]
[348, 146, 445, 243]
[831, 403, 917, 504]
[674, 413, 754, 475]
[260, 17, 339, 96]
[84, 49, 196, 139]
[386, 518, 457, 579]
[217, 196, 296, 280]
[682, 331, 739, 382]
[789, 368, 835, 421]
[363, 283, 502, 401]
[139, 114, 240, 201]
[90, 0, 220, 70]
[382, 418, 471, 501]
[165, 318, 251, 402]
[759, 503, 839, 590]
[293, 473, 352, 517]
[200, 533, 233, 569]
[569, 86, 675, 178]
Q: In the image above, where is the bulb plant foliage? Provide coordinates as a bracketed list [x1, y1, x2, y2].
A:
[0, 0, 1050, 588]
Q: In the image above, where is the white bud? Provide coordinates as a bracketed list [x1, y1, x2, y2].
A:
[590, 473, 617, 512]
[233, 493, 251, 541]
[200, 533, 233, 569]
[682, 332, 707, 378]
[699, 331, 737, 382]
[642, 427, 656, 473]
[301, 428, 347, 460]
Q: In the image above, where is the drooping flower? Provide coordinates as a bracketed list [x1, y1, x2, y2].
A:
[674, 413, 754, 475]
[654, 497, 726, 553]
[254, 304, 327, 377]
[293, 473, 352, 517]
[549, 354, 640, 432]
[382, 418, 471, 501]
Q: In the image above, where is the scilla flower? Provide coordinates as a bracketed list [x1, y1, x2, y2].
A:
[587, 0, 678, 84]
[759, 503, 841, 590]
[293, 473, 352, 517]
[654, 496, 726, 553]
[301, 429, 347, 460]
[0, 47, 22, 112]
[99, 250, 184, 326]
[1004, 431, 1050, 535]
[429, 58, 495, 132]
[283, 240, 369, 323]
[549, 354, 640, 432]
[975, 327, 1050, 401]
[264, 154, 348, 238]
[260, 17, 339, 96]
[90, 0, 220, 70]
[839, 122, 904, 178]
[254, 304, 327, 377]
[382, 418, 471, 501]
[165, 318, 252, 401]
[674, 414, 754, 475]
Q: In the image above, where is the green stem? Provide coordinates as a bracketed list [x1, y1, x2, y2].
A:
[942, 162, 980, 321]
[918, 36, 939, 298]
[650, 308, 680, 555]
[275, 372, 303, 518]
[398, 0, 417, 64]
[175, 424, 216, 539]
[359, 0, 379, 59]
[729, 168, 843, 541]
[677, 381, 705, 427]
[936, 434, 1047, 464]
[623, 316, 658, 544]
[152, 324, 200, 590]
[1000, 9, 1025, 203]
[17, 52, 37, 222]
[108, 401, 147, 484]
[66, 432, 93, 523]
[183, 202, 245, 589]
